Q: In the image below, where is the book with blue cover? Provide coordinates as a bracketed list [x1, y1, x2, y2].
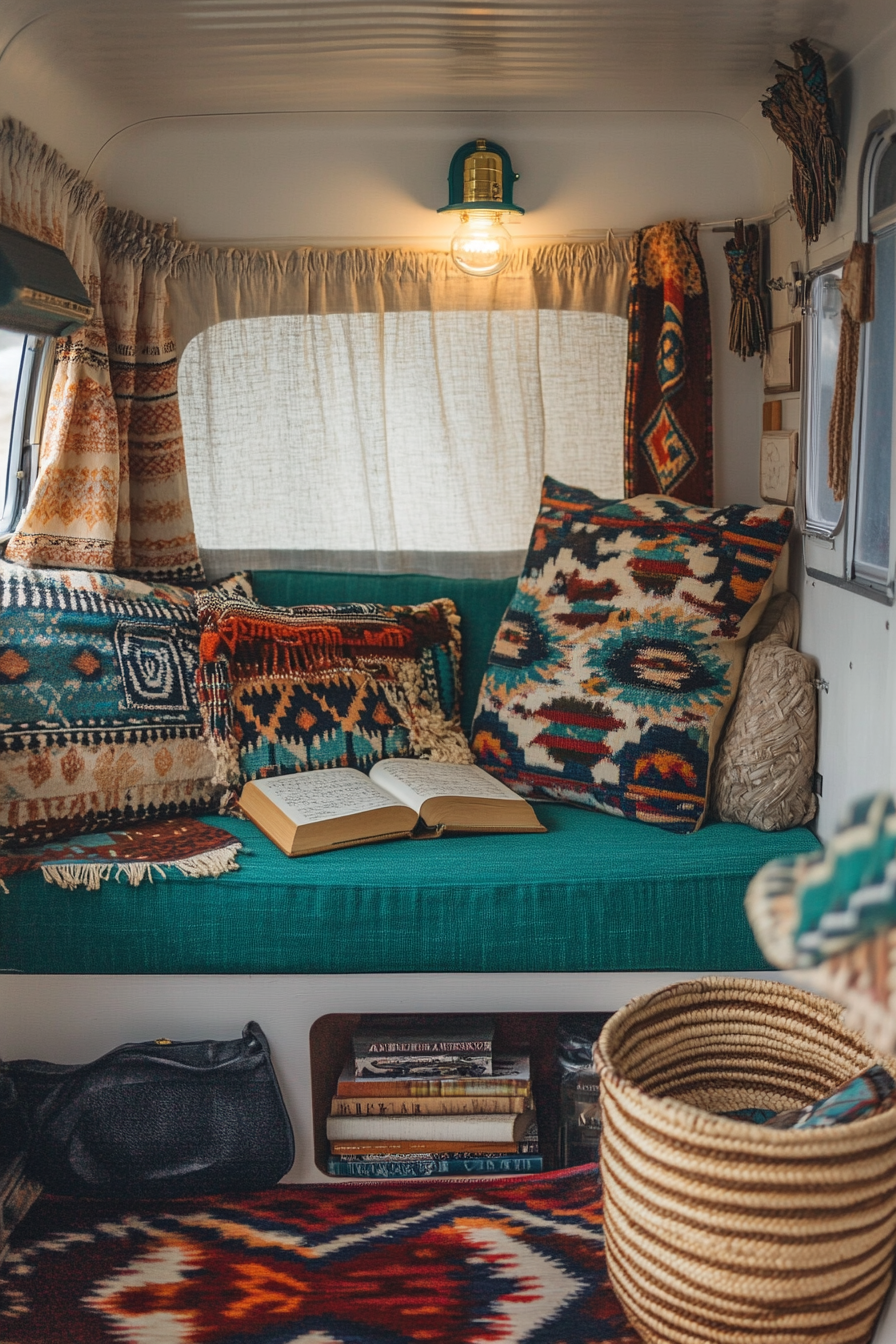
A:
[327, 1155, 544, 1178]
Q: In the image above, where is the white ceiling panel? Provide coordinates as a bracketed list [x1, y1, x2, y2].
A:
[0, 0, 894, 170]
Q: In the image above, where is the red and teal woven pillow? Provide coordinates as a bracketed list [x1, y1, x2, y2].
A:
[0, 563, 252, 846]
[195, 591, 472, 791]
[470, 478, 793, 833]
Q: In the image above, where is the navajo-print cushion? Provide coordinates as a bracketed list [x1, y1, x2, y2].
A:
[470, 478, 793, 833]
[0, 564, 253, 846]
[195, 592, 472, 789]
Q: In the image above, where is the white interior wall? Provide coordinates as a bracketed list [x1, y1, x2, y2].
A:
[761, 19, 896, 838]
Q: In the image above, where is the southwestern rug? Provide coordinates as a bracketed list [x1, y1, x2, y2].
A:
[0, 1165, 637, 1343]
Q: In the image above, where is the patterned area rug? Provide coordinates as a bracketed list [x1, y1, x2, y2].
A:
[0, 817, 241, 892]
[0, 1165, 637, 1343]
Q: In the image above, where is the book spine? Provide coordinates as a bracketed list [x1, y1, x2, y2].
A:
[353, 1036, 494, 1056]
[326, 1113, 530, 1142]
[331, 1096, 527, 1117]
[327, 1156, 544, 1178]
[336, 1078, 531, 1097]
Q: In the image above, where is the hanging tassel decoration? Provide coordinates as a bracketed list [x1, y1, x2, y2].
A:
[760, 39, 844, 244]
[724, 221, 767, 359]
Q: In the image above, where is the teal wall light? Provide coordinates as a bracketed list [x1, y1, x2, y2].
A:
[439, 139, 524, 277]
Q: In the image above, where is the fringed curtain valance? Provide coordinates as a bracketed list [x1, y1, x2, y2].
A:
[0, 120, 204, 582]
[164, 236, 636, 357]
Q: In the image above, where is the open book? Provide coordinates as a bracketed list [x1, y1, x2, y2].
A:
[239, 759, 546, 857]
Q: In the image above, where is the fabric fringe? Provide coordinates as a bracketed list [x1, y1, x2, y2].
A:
[723, 223, 767, 359]
[828, 310, 860, 500]
[40, 842, 242, 890]
[760, 40, 844, 244]
[828, 241, 875, 500]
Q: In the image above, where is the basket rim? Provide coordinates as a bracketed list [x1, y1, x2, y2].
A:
[595, 977, 896, 1145]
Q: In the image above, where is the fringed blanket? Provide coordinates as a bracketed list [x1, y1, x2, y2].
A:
[623, 220, 713, 504]
[0, 817, 241, 892]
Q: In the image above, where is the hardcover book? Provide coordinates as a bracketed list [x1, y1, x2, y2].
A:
[327, 1156, 543, 1178]
[239, 759, 544, 857]
[334, 1053, 532, 1097]
[352, 1014, 495, 1077]
[325, 1110, 536, 1144]
[330, 1094, 528, 1116]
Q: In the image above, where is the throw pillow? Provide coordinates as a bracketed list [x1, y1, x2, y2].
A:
[711, 593, 817, 830]
[470, 478, 793, 833]
[194, 592, 472, 789]
[0, 564, 253, 846]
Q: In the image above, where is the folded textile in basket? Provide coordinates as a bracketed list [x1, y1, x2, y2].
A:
[746, 792, 896, 1052]
[0, 817, 241, 892]
[724, 1064, 896, 1129]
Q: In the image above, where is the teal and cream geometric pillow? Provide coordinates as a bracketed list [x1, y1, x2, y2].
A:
[471, 478, 793, 833]
[0, 563, 252, 846]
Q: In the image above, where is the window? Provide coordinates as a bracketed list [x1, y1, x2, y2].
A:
[179, 309, 628, 577]
[803, 262, 844, 538]
[0, 328, 51, 540]
[852, 134, 896, 590]
[802, 114, 896, 599]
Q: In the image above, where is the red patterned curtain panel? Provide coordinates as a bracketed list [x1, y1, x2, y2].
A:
[0, 121, 203, 583]
[623, 220, 713, 506]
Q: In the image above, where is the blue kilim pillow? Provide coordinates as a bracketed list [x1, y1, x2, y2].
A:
[470, 478, 793, 833]
[0, 563, 252, 846]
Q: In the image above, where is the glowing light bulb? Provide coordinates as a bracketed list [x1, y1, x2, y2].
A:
[450, 211, 512, 277]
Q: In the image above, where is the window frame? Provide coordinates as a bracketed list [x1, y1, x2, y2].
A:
[0, 332, 54, 543]
[802, 110, 896, 604]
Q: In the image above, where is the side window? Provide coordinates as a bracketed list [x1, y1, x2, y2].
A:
[851, 134, 896, 592]
[802, 263, 844, 538]
[0, 328, 52, 539]
[802, 115, 896, 599]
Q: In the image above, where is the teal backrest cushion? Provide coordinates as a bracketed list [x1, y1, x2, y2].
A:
[251, 572, 517, 733]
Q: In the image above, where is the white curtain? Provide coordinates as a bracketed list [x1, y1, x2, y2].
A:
[179, 308, 628, 578]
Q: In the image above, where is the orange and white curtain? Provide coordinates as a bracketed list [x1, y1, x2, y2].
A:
[0, 119, 203, 582]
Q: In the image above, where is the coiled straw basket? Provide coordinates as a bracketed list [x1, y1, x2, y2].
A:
[594, 978, 896, 1344]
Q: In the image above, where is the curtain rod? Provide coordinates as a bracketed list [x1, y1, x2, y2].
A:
[701, 199, 793, 232]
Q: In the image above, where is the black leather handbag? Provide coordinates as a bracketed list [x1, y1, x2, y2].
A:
[4, 1021, 295, 1198]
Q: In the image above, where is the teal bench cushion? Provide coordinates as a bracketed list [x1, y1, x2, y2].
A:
[0, 806, 818, 975]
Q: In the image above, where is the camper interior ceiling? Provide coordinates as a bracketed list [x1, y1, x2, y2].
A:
[2, 0, 896, 1337]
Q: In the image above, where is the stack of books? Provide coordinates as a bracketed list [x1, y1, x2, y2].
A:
[326, 1014, 541, 1178]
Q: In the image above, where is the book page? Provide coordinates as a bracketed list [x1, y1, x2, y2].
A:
[249, 769, 400, 826]
[369, 759, 523, 809]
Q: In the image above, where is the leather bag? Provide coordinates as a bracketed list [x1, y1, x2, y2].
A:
[4, 1021, 294, 1197]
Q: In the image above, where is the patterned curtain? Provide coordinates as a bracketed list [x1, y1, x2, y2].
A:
[623, 220, 713, 506]
[0, 120, 203, 583]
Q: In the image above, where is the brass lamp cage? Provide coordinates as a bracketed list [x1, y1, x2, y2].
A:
[438, 139, 524, 214]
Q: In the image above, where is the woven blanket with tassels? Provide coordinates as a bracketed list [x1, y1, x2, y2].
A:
[761, 39, 844, 244]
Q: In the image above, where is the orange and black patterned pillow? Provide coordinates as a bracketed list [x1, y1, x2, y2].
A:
[195, 592, 472, 792]
[0, 563, 253, 846]
[470, 478, 793, 833]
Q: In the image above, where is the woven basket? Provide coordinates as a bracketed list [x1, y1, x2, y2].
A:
[594, 978, 896, 1344]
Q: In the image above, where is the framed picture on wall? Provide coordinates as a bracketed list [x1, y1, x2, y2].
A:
[763, 324, 801, 394]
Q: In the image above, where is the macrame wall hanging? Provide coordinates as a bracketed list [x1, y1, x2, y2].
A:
[760, 39, 844, 245]
[723, 220, 767, 359]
